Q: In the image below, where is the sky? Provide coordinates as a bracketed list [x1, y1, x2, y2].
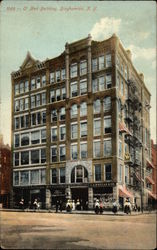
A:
[0, 1, 156, 145]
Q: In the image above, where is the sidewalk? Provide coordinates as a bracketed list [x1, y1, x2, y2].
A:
[1, 208, 152, 216]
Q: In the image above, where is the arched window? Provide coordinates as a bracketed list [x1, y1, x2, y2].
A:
[71, 166, 88, 183]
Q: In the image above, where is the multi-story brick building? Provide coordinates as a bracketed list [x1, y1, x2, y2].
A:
[11, 34, 151, 210]
[0, 134, 11, 208]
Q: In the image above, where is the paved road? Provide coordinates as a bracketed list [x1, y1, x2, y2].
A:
[1, 211, 156, 249]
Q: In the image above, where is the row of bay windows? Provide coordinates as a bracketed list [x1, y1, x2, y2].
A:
[14, 111, 46, 130]
[14, 92, 46, 112]
[14, 54, 112, 97]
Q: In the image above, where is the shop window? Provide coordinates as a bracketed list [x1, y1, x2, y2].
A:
[21, 151, 29, 165]
[95, 164, 101, 181]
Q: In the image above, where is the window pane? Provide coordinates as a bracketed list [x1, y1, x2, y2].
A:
[15, 152, 19, 166]
[104, 139, 112, 156]
[41, 148, 46, 163]
[80, 143, 87, 159]
[71, 124, 78, 139]
[31, 150, 39, 164]
[105, 164, 112, 180]
[30, 170, 39, 184]
[31, 131, 40, 144]
[94, 141, 101, 157]
[80, 122, 87, 137]
[71, 104, 77, 118]
[104, 96, 111, 112]
[60, 168, 65, 183]
[92, 58, 98, 71]
[13, 171, 19, 185]
[80, 60, 87, 75]
[21, 133, 29, 146]
[41, 129, 46, 143]
[60, 146, 66, 161]
[95, 165, 101, 181]
[15, 134, 19, 147]
[52, 147, 57, 162]
[104, 116, 112, 133]
[80, 102, 87, 116]
[80, 79, 87, 95]
[99, 56, 104, 69]
[52, 168, 57, 183]
[41, 169, 46, 184]
[94, 120, 101, 136]
[20, 171, 29, 185]
[71, 144, 77, 160]
[93, 99, 101, 113]
[70, 64, 77, 78]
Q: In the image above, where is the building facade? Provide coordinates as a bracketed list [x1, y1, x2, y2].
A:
[11, 34, 151, 209]
[0, 134, 11, 208]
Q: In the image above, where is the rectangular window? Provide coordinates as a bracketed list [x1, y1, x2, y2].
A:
[80, 143, 87, 159]
[31, 150, 39, 164]
[59, 107, 65, 120]
[50, 72, 55, 84]
[80, 60, 87, 75]
[20, 116, 24, 128]
[50, 90, 55, 102]
[51, 147, 57, 162]
[60, 168, 65, 183]
[20, 99, 24, 111]
[104, 96, 111, 112]
[106, 74, 112, 89]
[20, 82, 24, 94]
[25, 98, 29, 110]
[15, 84, 19, 95]
[42, 111, 46, 124]
[71, 104, 77, 118]
[95, 164, 101, 181]
[31, 113, 36, 126]
[25, 80, 29, 92]
[36, 94, 41, 107]
[71, 124, 78, 139]
[99, 56, 104, 69]
[20, 171, 29, 185]
[13, 171, 19, 185]
[92, 79, 98, 93]
[41, 148, 46, 163]
[70, 63, 77, 78]
[41, 129, 46, 143]
[52, 168, 57, 183]
[15, 100, 19, 112]
[71, 144, 78, 160]
[31, 78, 36, 90]
[80, 79, 87, 95]
[42, 75, 46, 86]
[25, 115, 29, 128]
[60, 145, 66, 161]
[40, 169, 46, 184]
[94, 119, 101, 136]
[80, 122, 87, 137]
[93, 141, 101, 158]
[99, 76, 105, 91]
[118, 164, 122, 182]
[21, 133, 29, 146]
[104, 139, 112, 156]
[21, 151, 29, 165]
[71, 82, 78, 97]
[51, 127, 57, 141]
[15, 134, 19, 147]
[105, 164, 112, 181]
[31, 96, 35, 109]
[62, 87, 66, 99]
[30, 170, 39, 185]
[14, 152, 19, 166]
[92, 58, 98, 71]
[51, 109, 57, 122]
[36, 76, 41, 89]
[56, 89, 61, 101]
[106, 54, 112, 67]
[36, 112, 41, 125]
[15, 117, 19, 129]
[80, 102, 87, 116]
[31, 131, 40, 144]
[56, 70, 61, 82]
[104, 116, 112, 133]
[60, 126, 66, 141]
[93, 99, 101, 114]
[42, 92, 46, 105]
[61, 69, 66, 80]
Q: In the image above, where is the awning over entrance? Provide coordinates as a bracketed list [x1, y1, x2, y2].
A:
[148, 191, 157, 200]
[119, 186, 133, 198]
[146, 176, 155, 185]
[146, 159, 155, 169]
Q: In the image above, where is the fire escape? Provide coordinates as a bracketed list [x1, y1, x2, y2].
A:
[123, 79, 143, 196]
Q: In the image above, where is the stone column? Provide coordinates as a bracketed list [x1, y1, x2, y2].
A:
[45, 189, 51, 209]
[87, 34, 92, 93]
[88, 187, 93, 209]
[65, 43, 69, 99]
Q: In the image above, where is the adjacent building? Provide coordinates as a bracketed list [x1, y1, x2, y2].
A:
[0, 134, 11, 208]
[11, 34, 152, 209]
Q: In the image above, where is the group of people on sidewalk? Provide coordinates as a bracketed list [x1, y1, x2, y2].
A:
[19, 198, 40, 211]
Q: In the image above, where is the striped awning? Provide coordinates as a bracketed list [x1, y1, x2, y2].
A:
[146, 176, 155, 185]
[148, 191, 157, 200]
[146, 159, 155, 169]
[119, 186, 133, 198]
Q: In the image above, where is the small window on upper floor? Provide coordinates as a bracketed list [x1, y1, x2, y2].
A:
[106, 54, 112, 68]
[15, 83, 19, 95]
[92, 58, 98, 72]
[99, 56, 104, 70]
[56, 70, 61, 82]
[80, 60, 87, 75]
[36, 76, 41, 89]
[93, 99, 101, 114]
[50, 72, 55, 84]
[31, 78, 36, 90]
[70, 63, 77, 78]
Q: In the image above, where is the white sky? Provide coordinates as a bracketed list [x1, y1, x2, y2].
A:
[0, 1, 156, 145]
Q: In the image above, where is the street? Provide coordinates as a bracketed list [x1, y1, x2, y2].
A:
[0, 211, 156, 249]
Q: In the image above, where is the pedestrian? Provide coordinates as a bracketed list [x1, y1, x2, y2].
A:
[56, 200, 59, 213]
[124, 198, 131, 214]
[76, 199, 80, 210]
[59, 200, 63, 212]
[19, 198, 24, 210]
[33, 199, 38, 212]
[72, 200, 75, 211]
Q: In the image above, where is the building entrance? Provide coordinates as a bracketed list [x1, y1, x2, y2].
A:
[71, 187, 88, 209]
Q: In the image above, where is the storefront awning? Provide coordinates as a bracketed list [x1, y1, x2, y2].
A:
[119, 122, 132, 135]
[146, 176, 155, 185]
[119, 186, 133, 198]
[146, 159, 155, 169]
[148, 191, 157, 200]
